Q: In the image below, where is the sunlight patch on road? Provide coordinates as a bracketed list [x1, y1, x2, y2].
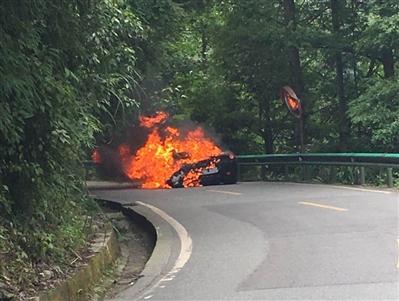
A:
[299, 201, 348, 212]
[206, 189, 242, 196]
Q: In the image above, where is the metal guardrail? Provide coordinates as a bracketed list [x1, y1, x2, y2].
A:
[85, 153, 399, 188]
[236, 153, 399, 188]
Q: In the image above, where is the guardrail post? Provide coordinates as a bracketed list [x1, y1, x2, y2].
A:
[360, 166, 365, 185]
[387, 167, 393, 188]
[236, 153, 399, 187]
[284, 165, 289, 181]
[304, 165, 310, 181]
[261, 165, 267, 181]
[330, 166, 337, 183]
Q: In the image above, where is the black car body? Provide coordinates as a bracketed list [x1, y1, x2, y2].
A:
[167, 152, 237, 188]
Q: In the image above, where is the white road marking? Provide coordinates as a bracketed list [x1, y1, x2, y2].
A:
[206, 189, 242, 195]
[330, 185, 392, 194]
[143, 295, 153, 300]
[136, 201, 193, 296]
[258, 182, 394, 194]
[160, 277, 174, 282]
[397, 239, 399, 269]
[299, 201, 348, 212]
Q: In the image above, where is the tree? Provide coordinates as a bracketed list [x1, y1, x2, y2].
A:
[282, 0, 306, 151]
[0, 0, 146, 290]
[330, 0, 350, 151]
[348, 0, 399, 151]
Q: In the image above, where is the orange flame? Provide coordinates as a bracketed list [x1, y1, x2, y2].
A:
[182, 159, 219, 187]
[122, 112, 222, 189]
[139, 111, 169, 128]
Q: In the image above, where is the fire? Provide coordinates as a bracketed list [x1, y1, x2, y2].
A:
[118, 112, 222, 189]
[139, 111, 168, 128]
[182, 158, 219, 188]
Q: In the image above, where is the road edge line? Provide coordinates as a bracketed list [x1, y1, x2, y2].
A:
[135, 201, 193, 299]
[109, 201, 192, 300]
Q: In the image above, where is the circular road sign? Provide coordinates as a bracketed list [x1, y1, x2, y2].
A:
[281, 86, 302, 118]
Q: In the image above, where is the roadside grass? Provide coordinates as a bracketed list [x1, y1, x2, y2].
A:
[0, 196, 103, 299]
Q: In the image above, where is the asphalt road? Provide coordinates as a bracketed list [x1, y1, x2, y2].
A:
[92, 182, 399, 300]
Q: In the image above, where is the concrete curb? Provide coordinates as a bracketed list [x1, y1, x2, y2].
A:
[38, 228, 120, 301]
[98, 200, 179, 301]
[86, 181, 140, 190]
[36, 194, 179, 301]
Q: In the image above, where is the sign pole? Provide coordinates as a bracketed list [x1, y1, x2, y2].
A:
[299, 111, 304, 153]
[281, 86, 304, 153]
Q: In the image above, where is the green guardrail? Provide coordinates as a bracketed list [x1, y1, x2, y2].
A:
[236, 153, 399, 188]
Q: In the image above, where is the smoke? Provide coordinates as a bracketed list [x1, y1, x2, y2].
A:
[94, 145, 127, 181]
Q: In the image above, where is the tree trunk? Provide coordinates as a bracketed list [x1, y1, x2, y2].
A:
[201, 28, 208, 65]
[258, 96, 274, 154]
[331, 0, 350, 151]
[282, 0, 305, 98]
[263, 125, 274, 154]
[282, 0, 305, 152]
[377, 0, 395, 78]
[382, 48, 395, 78]
[258, 95, 273, 180]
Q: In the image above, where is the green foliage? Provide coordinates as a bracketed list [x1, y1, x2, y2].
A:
[349, 78, 399, 151]
[356, 1, 399, 57]
[159, 0, 296, 154]
[0, 0, 147, 292]
[127, 0, 185, 79]
[161, 0, 398, 155]
[81, 0, 145, 143]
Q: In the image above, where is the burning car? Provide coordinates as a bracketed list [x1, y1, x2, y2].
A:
[93, 111, 237, 189]
[166, 152, 237, 188]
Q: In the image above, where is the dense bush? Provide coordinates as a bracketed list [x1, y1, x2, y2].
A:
[0, 0, 144, 289]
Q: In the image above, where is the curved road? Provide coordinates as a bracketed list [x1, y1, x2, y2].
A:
[92, 182, 399, 300]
